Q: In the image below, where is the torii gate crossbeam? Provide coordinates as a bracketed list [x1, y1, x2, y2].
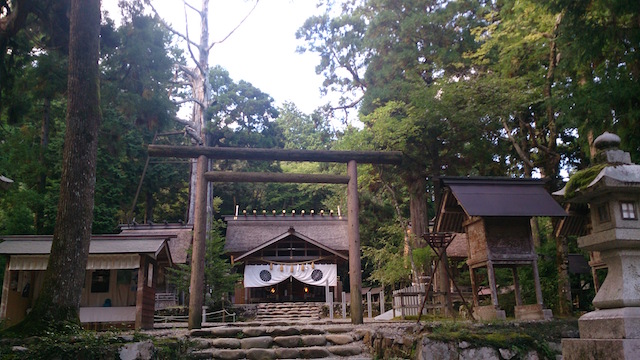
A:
[148, 145, 403, 328]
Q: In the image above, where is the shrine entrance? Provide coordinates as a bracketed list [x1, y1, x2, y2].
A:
[250, 278, 326, 303]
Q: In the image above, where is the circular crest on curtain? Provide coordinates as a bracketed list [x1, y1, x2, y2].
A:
[260, 270, 272, 282]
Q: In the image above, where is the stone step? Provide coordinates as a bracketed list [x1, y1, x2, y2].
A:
[254, 302, 324, 323]
[190, 343, 369, 360]
[188, 324, 370, 359]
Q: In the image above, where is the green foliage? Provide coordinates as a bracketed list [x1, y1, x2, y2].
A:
[0, 330, 191, 360]
[0, 7, 186, 235]
[166, 218, 240, 308]
[362, 243, 412, 288]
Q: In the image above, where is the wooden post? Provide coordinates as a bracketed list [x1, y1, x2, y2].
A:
[532, 258, 544, 305]
[512, 266, 523, 306]
[367, 291, 372, 319]
[135, 256, 146, 330]
[487, 261, 499, 307]
[189, 155, 208, 329]
[469, 267, 479, 307]
[380, 288, 385, 315]
[347, 160, 363, 324]
[0, 260, 10, 319]
[342, 291, 347, 319]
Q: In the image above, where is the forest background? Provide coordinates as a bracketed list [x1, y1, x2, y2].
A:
[1, 0, 639, 317]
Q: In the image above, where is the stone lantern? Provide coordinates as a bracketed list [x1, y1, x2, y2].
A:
[557, 132, 640, 359]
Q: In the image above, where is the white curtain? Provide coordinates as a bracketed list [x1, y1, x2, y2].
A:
[244, 264, 337, 288]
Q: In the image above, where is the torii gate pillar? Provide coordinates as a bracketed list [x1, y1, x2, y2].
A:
[189, 155, 207, 329]
[348, 160, 363, 324]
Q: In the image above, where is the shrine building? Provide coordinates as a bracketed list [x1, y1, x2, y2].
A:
[224, 210, 348, 304]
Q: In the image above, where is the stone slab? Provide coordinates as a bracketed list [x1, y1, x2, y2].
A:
[472, 305, 506, 321]
[240, 336, 273, 349]
[301, 335, 327, 346]
[273, 335, 302, 348]
[562, 338, 640, 360]
[208, 338, 241, 349]
[515, 304, 553, 321]
[245, 348, 276, 360]
[578, 307, 640, 339]
[326, 334, 354, 345]
[299, 346, 332, 358]
[328, 344, 363, 356]
[274, 348, 301, 359]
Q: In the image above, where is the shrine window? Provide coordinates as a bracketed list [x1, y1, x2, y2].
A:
[597, 203, 610, 223]
[91, 270, 110, 293]
[620, 201, 637, 220]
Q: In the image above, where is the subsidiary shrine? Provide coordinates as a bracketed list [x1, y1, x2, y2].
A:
[224, 210, 348, 304]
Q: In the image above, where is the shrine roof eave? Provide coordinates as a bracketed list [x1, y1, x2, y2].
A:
[442, 177, 567, 217]
[233, 230, 349, 263]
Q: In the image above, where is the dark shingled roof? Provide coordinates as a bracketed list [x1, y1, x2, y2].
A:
[445, 177, 566, 217]
[224, 215, 348, 254]
[436, 177, 566, 233]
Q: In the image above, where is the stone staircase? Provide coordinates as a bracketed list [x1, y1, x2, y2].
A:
[254, 302, 323, 322]
[188, 321, 372, 359]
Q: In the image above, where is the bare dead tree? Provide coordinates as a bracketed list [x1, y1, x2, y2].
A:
[145, 0, 259, 224]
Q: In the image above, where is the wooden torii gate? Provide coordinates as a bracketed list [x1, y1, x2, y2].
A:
[148, 145, 404, 327]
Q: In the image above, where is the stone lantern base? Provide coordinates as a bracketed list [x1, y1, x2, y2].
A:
[562, 307, 640, 360]
[514, 304, 553, 321]
[472, 305, 506, 321]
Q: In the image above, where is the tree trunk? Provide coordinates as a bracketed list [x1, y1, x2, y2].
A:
[14, 0, 101, 334]
[407, 172, 428, 284]
[556, 235, 572, 316]
[35, 97, 51, 234]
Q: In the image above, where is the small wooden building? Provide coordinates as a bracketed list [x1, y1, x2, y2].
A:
[0, 234, 173, 329]
[224, 211, 348, 304]
[435, 177, 566, 320]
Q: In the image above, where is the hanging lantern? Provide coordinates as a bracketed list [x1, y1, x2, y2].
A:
[301, 264, 305, 271]
[311, 262, 315, 269]
[269, 263, 273, 270]
[279, 264, 284, 272]
[290, 265, 294, 273]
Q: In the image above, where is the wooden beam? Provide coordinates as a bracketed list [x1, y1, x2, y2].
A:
[204, 171, 350, 184]
[148, 145, 404, 165]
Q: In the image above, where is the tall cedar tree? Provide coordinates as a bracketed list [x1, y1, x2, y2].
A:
[9, 0, 101, 334]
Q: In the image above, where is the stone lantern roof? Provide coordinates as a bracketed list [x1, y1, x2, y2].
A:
[554, 132, 640, 201]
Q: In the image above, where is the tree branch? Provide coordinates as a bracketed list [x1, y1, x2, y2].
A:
[182, 1, 206, 76]
[208, 0, 260, 51]
[183, 1, 200, 14]
[501, 117, 534, 169]
[173, 116, 195, 128]
[178, 64, 196, 79]
[184, 125, 203, 145]
[144, 0, 198, 47]
[330, 94, 364, 111]
[174, 98, 205, 108]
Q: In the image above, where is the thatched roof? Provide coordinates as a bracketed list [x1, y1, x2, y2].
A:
[224, 215, 348, 255]
[446, 233, 468, 259]
[118, 223, 193, 264]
